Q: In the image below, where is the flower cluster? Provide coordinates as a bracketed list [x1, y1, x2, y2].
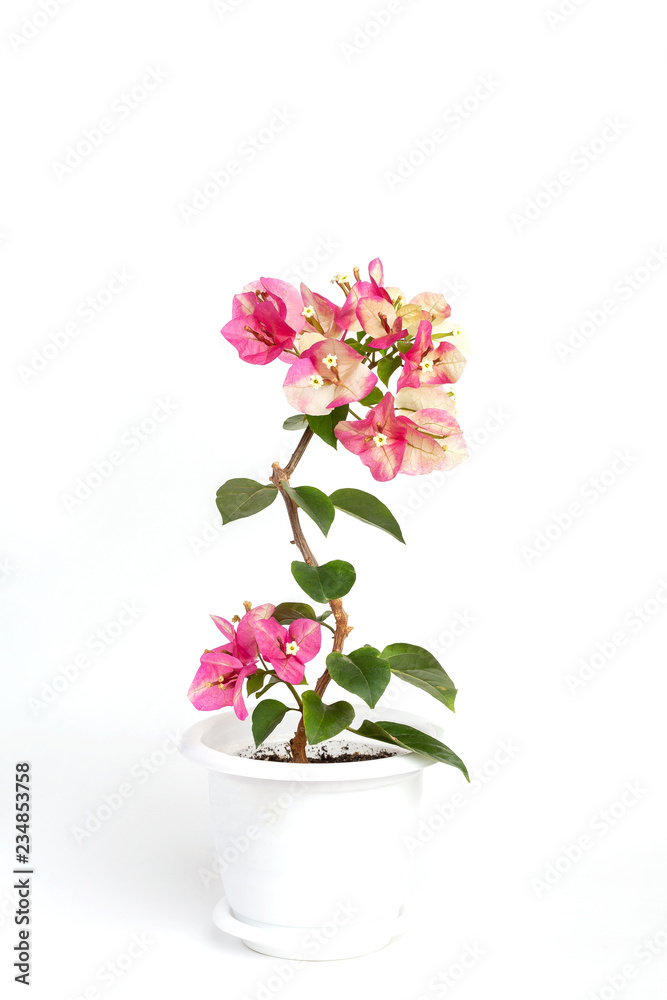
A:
[187, 256, 471, 778]
[188, 603, 321, 720]
[221, 259, 469, 481]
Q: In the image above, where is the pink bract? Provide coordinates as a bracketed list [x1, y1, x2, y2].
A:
[299, 283, 348, 340]
[210, 603, 275, 666]
[188, 648, 257, 720]
[397, 320, 466, 390]
[409, 292, 452, 328]
[396, 387, 468, 474]
[334, 392, 408, 481]
[254, 618, 322, 684]
[356, 295, 405, 349]
[242, 277, 306, 336]
[222, 298, 297, 365]
[283, 340, 377, 415]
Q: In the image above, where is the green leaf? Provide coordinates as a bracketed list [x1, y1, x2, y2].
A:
[246, 671, 265, 696]
[307, 405, 349, 449]
[216, 478, 278, 525]
[282, 484, 335, 537]
[283, 414, 309, 431]
[358, 387, 384, 407]
[252, 700, 292, 746]
[291, 559, 356, 603]
[329, 488, 404, 544]
[302, 691, 355, 745]
[351, 720, 469, 780]
[273, 602, 316, 625]
[318, 560, 356, 599]
[326, 648, 390, 708]
[316, 610, 333, 622]
[377, 356, 402, 387]
[254, 676, 282, 699]
[380, 643, 457, 711]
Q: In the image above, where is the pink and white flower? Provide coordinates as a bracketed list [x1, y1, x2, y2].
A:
[241, 277, 306, 336]
[396, 386, 468, 473]
[299, 283, 347, 341]
[283, 340, 377, 415]
[397, 321, 467, 391]
[254, 618, 322, 684]
[188, 648, 257, 720]
[355, 295, 404, 349]
[210, 602, 275, 666]
[334, 392, 408, 481]
[409, 292, 451, 329]
[222, 298, 297, 365]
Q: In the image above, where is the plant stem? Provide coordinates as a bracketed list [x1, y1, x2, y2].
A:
[270, 426, 353, 763]
[283, 682, 303, 709]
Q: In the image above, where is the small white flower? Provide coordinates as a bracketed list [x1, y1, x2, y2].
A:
[309, 374, 324, 388]
[420, 358, 434, 372]
[323, 354, 338, 369]
[373, 433, 388, 447]
[285, 641, 300, 656]
[302, 306, 316, 319]
[333, 273, 351, 284]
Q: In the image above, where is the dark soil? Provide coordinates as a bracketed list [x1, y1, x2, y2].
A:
[239, 741, 399, 764]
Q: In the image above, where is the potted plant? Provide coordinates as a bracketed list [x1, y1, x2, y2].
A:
[181, 258, 471, 960]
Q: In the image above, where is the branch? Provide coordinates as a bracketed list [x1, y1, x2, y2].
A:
[270, 426, 353, 761]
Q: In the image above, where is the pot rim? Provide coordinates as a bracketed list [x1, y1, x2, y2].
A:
[180, 706, 441, 783]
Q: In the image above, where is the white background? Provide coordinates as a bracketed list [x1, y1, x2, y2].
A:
[2, 0, 667, 997]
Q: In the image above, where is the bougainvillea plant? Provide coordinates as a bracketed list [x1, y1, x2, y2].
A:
[188, 259, 470, 777]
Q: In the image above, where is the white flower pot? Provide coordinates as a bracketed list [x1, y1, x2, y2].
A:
[181, 707, 441, 960]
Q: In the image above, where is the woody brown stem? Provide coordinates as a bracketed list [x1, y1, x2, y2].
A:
[270, 427, 353, 762]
